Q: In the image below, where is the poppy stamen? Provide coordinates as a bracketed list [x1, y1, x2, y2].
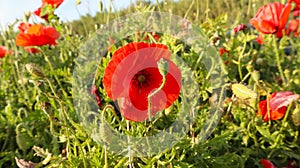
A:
[138, 75, 146, 83]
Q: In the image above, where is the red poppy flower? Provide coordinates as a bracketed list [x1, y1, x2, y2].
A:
[293, 5, 300, 17]
[289, 0, 300, 4]
[34, 0, 64, 20]
[258, 91, 299, 122]
[0, 46, 13, 58]
[285, 19, 299, 37]
[260, 159, 276, 168]
[234, 24, 248, 34]
[91, 85, 103, 108]
[18, 22, 32, 33]
[103, 42, 181, 122]
[181, 19, 192, 29]
[219, 47, 230, 65]
[249, 2, 292, 38]
[16, 24, 59, 47]
[256, 34, 264, 44]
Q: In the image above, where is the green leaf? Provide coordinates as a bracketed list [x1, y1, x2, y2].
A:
[232, 83, 257, 100]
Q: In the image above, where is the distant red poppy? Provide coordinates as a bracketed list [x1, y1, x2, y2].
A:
[284, 160, 298, 168]
[91, 85, 103, 108]
[103, 42, 181, 122]
[285, 19, 299, 37]
[219, 47, 230, 65]
[258, 91, 299, 121]
[249, 2, 292, 38]
[16, 24, 59, 47]
[260, 159, 276, 168]
[289, 0, 300, 4]
[18, 22, 32, 33]
[234, 24, 248, 34]
[0, 46, 13, 58]
[181, 19, 192, 29]
[34, 0, 64, 20]
[289, 0, 300, 16]
[293, 5, 300, 16]
[256, 34, 264, 45]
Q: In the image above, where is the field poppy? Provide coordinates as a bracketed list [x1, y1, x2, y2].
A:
[91, 85, 103, 108]
[249, 2, 292, 38]
[260, 159, 276, 168]
[18, 22, 32, 33]
[285, 19, 299, 37]
[258, 91, 299, 121]
[289, 0, 300, 4]
[103, 42, 181, 122]
[256, 34, 264, 45]
[34, 0, 64, 20]
[234, 24, 248, 34]
[219, 47, 230, 65]
[0, 46, 13, 58]
[293, 5, 300, 16]
[16, 24, 59, 47]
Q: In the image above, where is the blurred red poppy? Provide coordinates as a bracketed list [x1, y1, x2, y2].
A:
[91, 85, 103, 108]
[258, 91, 299, 121]
[260, 159, 276, 168]
[16, 24, 59, 47]
[219, 47, 230, 65]
[234, 24, 248, 34]
[285, 19, 299, 37]
[256, 34, 264, 44]
[0, 46, 13, 58]
[103, 42, 181, 122]
[249, 2, 292, 38]
[289, 0, 300, 4]
[293, 5, 300, 16]
[284, 160, 298, 168]
[34, 0, 64, 20]
[18, 22, 32, 33]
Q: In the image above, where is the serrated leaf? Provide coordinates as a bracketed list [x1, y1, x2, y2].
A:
[232, 83, 257, 100]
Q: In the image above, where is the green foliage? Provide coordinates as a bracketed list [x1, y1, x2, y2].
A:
[1, 0, 300, 167]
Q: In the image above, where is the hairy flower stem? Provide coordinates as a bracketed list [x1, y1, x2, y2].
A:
[238, 42, 247, 80]
[147, 75, 167, 121]
[273, 36, 286, 85]
[126, 120, 133, 168]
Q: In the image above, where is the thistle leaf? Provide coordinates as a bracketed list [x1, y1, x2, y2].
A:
[232, 83, 257, 100]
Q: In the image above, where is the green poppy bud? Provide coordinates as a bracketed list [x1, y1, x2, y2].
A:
[157, 58, 169, 77]
[25, 63, 45, 78]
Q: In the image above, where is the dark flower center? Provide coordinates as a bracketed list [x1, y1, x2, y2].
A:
[138, 75, 146, 83]
[132, 69, 151, 88]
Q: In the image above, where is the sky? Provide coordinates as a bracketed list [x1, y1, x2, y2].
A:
[0, 0, 140, 28]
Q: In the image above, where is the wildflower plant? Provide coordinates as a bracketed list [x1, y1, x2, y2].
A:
[0, 0, 300, 167]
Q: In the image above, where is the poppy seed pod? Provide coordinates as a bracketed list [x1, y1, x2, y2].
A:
[157, 58, 169, 77]
[25, 63, 45, 78]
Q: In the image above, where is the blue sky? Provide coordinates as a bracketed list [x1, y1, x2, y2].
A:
[0, 0, 141, 28]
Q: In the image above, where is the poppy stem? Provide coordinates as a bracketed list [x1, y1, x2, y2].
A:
[273, 36, 286, 85]
[147, 58, 169, 121]
[147, 75, 167, 121]
[126, 120, 133, 167]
